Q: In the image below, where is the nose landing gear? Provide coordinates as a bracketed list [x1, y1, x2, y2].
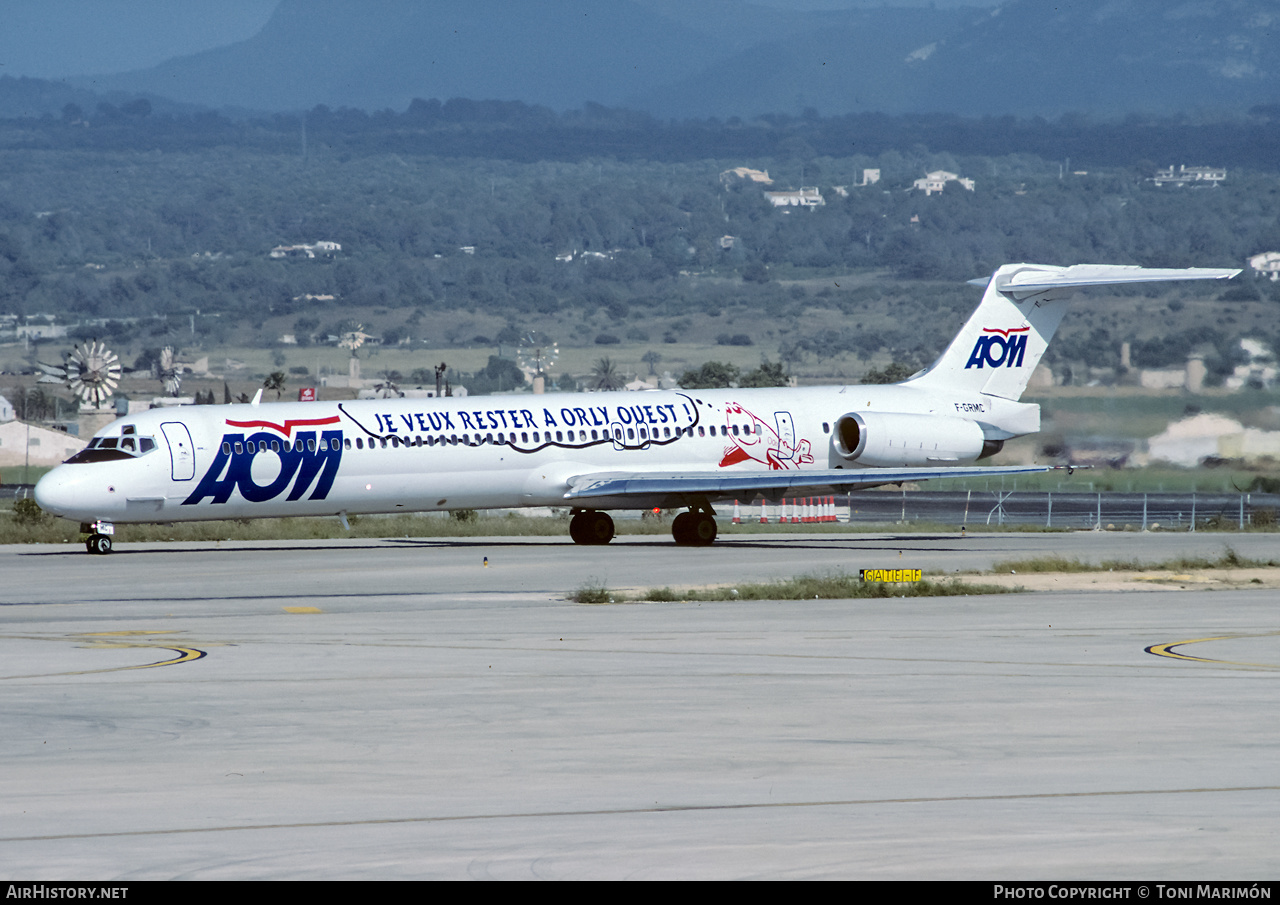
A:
[81, 521, 115, 555]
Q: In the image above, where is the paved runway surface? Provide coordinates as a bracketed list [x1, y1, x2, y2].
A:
[2, 531, 1278, 879]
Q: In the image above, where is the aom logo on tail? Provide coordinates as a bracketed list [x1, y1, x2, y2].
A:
[965, 326, 1030, 370]
[183, 418, 344, 506]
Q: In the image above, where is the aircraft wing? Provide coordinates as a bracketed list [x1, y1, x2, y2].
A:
[565, 464, 1051, 501]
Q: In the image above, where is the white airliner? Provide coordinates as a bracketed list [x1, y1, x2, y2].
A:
[35, 263, 1238, 553]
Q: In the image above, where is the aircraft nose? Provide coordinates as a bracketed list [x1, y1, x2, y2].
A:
[34, 469, 77, 518]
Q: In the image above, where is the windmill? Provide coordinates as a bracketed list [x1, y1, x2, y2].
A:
[39, 340, 122, 409]
[69, 341, 123, 407]
[517, 331, 558, 393]
[339, 324, 374, 384]
[369, 370, 404, 399]
[153, 346, 182, 397]
[339, 325, 373, 356]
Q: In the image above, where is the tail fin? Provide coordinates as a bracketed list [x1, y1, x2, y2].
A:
[906, 263, 1240, 400]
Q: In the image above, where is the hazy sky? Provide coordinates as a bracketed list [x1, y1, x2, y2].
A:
[0, 0, 1002, 81]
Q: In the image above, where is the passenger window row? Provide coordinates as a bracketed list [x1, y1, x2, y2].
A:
[339, 422, 762, 450]
[221, 438, 338, 455]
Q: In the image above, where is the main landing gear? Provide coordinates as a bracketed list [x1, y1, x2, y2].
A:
[671, 510, 717, 546]
[567, 506, 719, 546]
[81, 521, 115, 555]
[569, 510, 615, 545]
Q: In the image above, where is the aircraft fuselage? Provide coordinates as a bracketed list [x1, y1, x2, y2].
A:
[35, 383, 1035, 526]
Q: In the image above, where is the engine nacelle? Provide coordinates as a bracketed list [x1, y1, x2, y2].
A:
[829, 412, 999, 467]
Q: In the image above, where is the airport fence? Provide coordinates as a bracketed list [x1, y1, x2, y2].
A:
[749, 491, 1280, 531]
[3, 483, 1278, 532]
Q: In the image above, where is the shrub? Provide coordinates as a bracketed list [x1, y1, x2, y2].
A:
[12, 498, 47, 526]
[571, 581, 612, 603]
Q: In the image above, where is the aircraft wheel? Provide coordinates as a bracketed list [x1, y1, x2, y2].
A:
[585, 511, 615, 545]
[690, 513, 718, 546]
[671, 512, 693, 545]
[570, 511, 614, 545]
[87, 534, 113, 555]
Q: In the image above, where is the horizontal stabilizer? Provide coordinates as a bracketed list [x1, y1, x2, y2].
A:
[566, 464, 1051, 500]
[994, 264, 1240, 299]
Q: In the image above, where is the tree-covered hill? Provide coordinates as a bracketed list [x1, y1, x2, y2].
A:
[1, 103, 1277, 390]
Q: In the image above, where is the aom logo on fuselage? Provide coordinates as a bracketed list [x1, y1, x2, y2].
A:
[965, 326, 1029, 370]
[183, 416, 343, 506]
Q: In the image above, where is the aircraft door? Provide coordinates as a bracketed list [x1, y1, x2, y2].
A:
[773, 412, 796, 463]
[160, 421, 196, 481]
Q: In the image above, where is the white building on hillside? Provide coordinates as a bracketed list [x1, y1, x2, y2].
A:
[1150, 165, 1226, 186]
[720, 167, 773, 186]
[1148, 413, 1280, 467]
[764, 187, 824, 207]
[270, 241, 341, 259]
[1248, 251, 1280, 280]
[1225, 338, 1277, 390]
[912, 171, 975, 195]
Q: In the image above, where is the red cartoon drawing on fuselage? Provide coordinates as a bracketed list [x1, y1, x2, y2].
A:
[717, 402, 813, 470]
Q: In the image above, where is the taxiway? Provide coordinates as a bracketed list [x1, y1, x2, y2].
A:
[1, 531, 1277, 879]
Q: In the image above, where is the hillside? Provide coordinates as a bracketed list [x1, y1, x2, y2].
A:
[79, 0, 1280, 119]
[910, 0, 1280, 117]
[87, 0, 723, 114]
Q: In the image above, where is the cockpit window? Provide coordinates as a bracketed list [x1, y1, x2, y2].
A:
[67, 434, 159, 464]
[64, 447, 134, 464]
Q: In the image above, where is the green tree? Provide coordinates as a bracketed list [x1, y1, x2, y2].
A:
[679, 361, 740, 389]
[739, 361, 788, 388]
[466, 356, 526, 394]
[591, 357, 623, 390]
[21, 386, 55, 421]
[13, 498, 48, 526]
[263, 371, 287, 399]
[861, 361, 917, 384]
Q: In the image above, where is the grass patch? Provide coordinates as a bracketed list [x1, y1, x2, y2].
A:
[1, 496, 1271, 549]
[0, 506, 658, 546]
[992, 547, 1280, 574]
[569, 580, 614, 604]
[0, 500, 1072, 547]
[573, 571, 1016, 603]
